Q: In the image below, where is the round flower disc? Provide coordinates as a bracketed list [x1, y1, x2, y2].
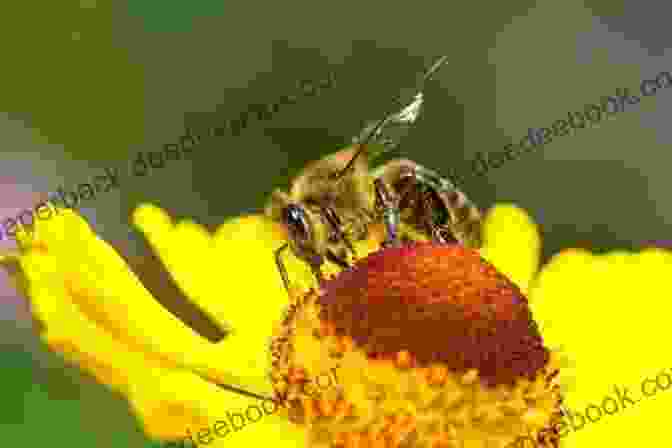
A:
[270, 241, 564, 448]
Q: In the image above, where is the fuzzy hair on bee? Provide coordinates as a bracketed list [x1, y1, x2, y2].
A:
[265, 146, 374, 265]
[266, 56, 484, 292]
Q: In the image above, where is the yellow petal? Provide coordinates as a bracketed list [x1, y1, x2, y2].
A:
[2, 214, 306, 442]
[529, 247, 672, 447]
[0, 249, 214, 440]
[479, 203, 541, 294]
[153, 388, 308, 448]
[128, 368, 307, 447]
[132, 204, 226, 327]
[6, 207, 253, 386]
[135, 205, 344, 368]
[133, 207, 290, 386]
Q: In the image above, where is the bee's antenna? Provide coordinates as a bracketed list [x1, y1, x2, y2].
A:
[335, 55, 449, 180]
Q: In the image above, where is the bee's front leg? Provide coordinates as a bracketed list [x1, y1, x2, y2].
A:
[275, 243, 327, 292]
[373, 178, 402, 248]
[274, 243, 292, 293]
[320, 206, 356, 266]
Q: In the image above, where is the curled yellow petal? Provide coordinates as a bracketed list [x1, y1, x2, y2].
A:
[133, 204, 222, 323]
[133, 207, 287, 386]
[0, 248, 220, 440]
[5, 207, 256, 386]
[0, 206, 306, 444]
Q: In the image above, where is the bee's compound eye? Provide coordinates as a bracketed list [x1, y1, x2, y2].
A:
[283, 204, 311, 244]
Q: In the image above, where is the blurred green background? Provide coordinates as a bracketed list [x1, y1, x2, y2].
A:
[1, 0, 670, 446]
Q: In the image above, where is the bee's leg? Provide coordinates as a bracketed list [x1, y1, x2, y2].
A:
[321, 206, 356, 258]
[415, 166, 483, 248]
[281, 247, 325, 287]
[373, 178, 401, 247]
[275, 246, 326, 293]
[419, 190, 446, 243]
[374, 159, 483, 249]
[309, 261, 325, 285]
[341, 232, 357, 256]
[419, 191, 458, 244]
[407, 188, 451, 244]
[326, 250, 350, 269]
[274, 243, 291, 293]
[342, 210, 374, 258]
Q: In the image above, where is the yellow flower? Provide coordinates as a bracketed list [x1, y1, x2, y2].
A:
[0, 201, 669, 447]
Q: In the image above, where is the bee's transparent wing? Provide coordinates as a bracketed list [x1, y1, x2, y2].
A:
[335, 56, 446, 178]
[352, 92, 425, 162]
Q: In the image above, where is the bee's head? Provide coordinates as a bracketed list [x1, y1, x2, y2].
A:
[281, 203, 329, 264]
[282, 203, 311, 245]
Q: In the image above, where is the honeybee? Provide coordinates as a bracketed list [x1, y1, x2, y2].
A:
[266, 56, 483, 291]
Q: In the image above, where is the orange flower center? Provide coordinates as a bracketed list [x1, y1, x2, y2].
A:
[317, 241, 549, 386]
